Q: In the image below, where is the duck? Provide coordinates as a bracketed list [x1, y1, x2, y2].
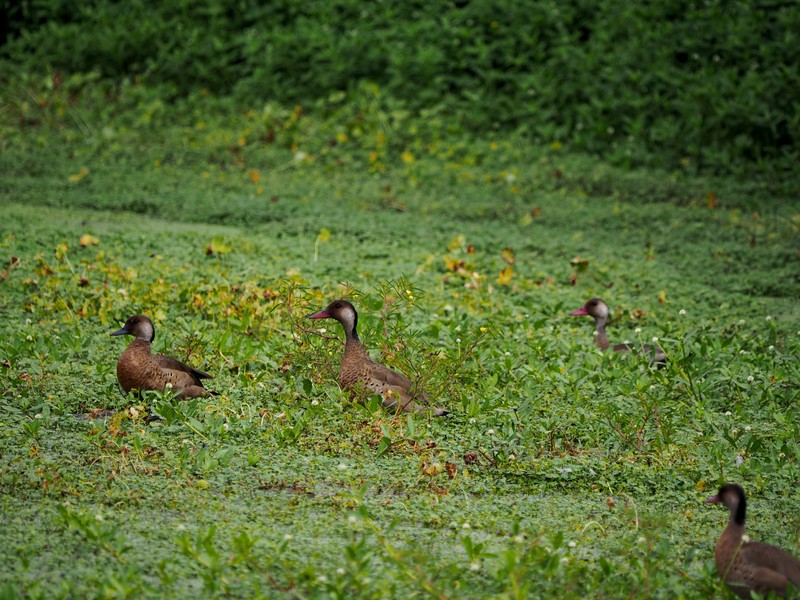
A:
[110, 315, 214, 399]
[569, 297, 666, 363]
[705, 483, 800, 598]
[308, 300, 447, 416]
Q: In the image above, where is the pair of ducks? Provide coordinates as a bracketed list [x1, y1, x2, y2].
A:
[111, 300, 445, 414]
[110, 306, 799, 597]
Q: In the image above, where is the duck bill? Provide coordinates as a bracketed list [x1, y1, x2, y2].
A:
[110, 327, 130, 337]
[704, 494, 721, 504]
[570, 307, 589, 316]
[308, 309, 331, 320]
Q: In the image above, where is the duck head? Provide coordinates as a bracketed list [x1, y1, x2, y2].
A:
[570, 297, 609, 320]
[309, 300, 358, 337]
[110, 315, 156, 342]
[705, 483, 747, 525]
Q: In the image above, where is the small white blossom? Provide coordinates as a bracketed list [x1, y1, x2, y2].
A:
[652, 337, 659, 343]
[738, 319, 746, 326]
[165, 382, 173, 389]
[311, 399, 319, 406]
[768, 345, 774, 351]
[283, 534, 293, 541]
[568, 541, 577, 548]
[317, 575, 328, 583]
[456, 338, 461, 343]
[337, 463, 347, 471]
[679, 309, 686, 316]
[725, 411, 732, 416]
[336, 568, 345, 575]
[765, 315, 772, 321]
[637, 536, 647, 545]
[462, 522, 471, 530]
[487, 429, 495, 436]
[34, 413, 42, 419]
[469, 418, 476, 424]
[635, 328, 642, 334]
[747, 375, 754, 382]
[470, 561, 481, 571]
[745, 425, 751, 432]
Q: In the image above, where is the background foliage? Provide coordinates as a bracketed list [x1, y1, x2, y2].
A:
[3, 0, 799, 181]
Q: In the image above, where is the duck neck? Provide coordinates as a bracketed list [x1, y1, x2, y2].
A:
[343, 324, 369, 360]
[595, 317, 610, 351]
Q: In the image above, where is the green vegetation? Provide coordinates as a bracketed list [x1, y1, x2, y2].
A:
[3, 0, 799, 180]
[1, 71, 799, 598]
[1, 3, 800, 598]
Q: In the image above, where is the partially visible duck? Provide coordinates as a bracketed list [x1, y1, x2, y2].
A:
[570, 297, 666, 363]
[111, 315, 214, 399]
[705, 483, 800, 598]
[308, 300, 447, 416]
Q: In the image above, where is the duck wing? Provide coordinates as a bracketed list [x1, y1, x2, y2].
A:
[155, 354, 213, 384]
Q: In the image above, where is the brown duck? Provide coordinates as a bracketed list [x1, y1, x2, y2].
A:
[308, 300, 447, 416]
[705, 483, 800, 598]
[111, 315, 214, 399]
[570, 297, 666, 363]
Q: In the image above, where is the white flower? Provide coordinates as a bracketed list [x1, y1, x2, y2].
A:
[462, 522, 471, 530]
[337, 463, 347, 471]
[26, 335, 32, 341]
[456, 338, 461, 343]
[679, 309, 686, 316]
[283, 534, 293, 541]
[635, 328, 642, 334]
[768, 345, 775, 351]
[747, 375, 754, 382]
[34, 413, 42, 419]
[765, 315, 772, 321]
[568, 541, 577, 548]
[745, 425, 751, 432]
[317, 575, 328, 583]
[165, 382, 173, 389]
[649, 385, 656, 392]
[318, 328, 327, 333]
[336, 568, 345, 575]
[637, 536, 647, 545]
[737, 319, 745, 326]
[514, 535, 524, 543]
[652, 337, 659, 343]
[725, 411, 732, 416]
[311, 399, 319, 406]
[469, 418, 476, 424]
[487, 429, 495, 436]
[470, 561, 481, 571]
[347, 515, 357, 523]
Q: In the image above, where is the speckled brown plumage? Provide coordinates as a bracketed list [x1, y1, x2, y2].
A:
[570, 297, 666, 364]
[111, 315, 213, 399]
[309, 300, 447, 416]
[706, 484, 800, 598]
